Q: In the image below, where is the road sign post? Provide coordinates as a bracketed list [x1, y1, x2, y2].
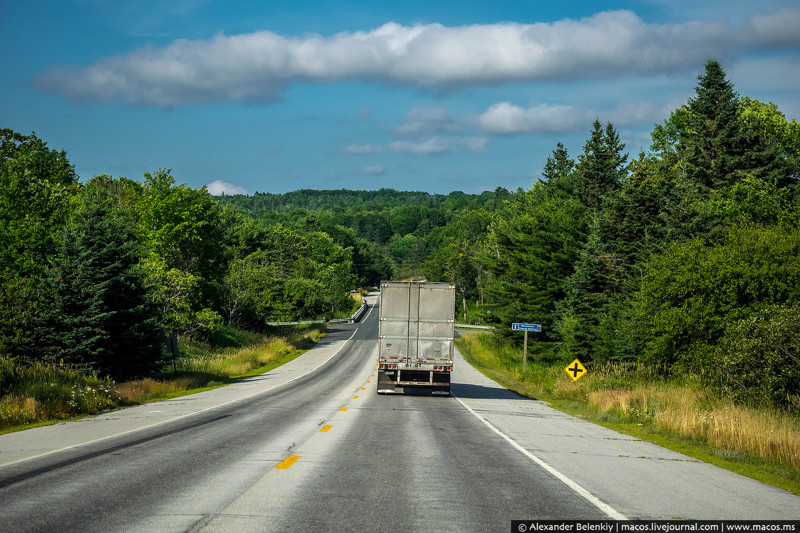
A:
[512, 323, 541, 373]
[523, 330, 528, 373]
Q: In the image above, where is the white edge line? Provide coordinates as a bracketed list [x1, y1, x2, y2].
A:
[2, 311, 370, 469]
[453, 395, 627, 521]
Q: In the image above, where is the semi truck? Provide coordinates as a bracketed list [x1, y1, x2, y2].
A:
[377, 280, 455, 395]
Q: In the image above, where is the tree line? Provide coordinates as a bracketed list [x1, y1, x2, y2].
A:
[0, 130, 506, 381]
[0, 156, 392, 379]
[2, 59, 798, 408]
[427, 60, 800, 408]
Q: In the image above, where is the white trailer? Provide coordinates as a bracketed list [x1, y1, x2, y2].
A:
[377, 281, 455, 395]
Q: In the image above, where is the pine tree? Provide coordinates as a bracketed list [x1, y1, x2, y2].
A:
[576, 120, 628, 211]
[556, 220, 622, 360]
[35, 187, 164, 379]
[542, 143, 575, 182]
[482, 183, 588, 337]
[683, 59, 752, 190]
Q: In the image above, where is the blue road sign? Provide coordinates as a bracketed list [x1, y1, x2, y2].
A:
[512, 323, 541, 332]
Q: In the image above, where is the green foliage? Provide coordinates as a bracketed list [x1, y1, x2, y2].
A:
[33, 186, 165, 379]
[738, 97, 800, 188]
[552, 126, 629, 360]
[137, 169, 225, 299]
[557, 227, 622, 360]
[0, 129, 78, 279]
[679, 59, 790, 191]
[483, 178, 588, 336]
[141, 253, 221, 336]
[542, 142, 575, 183]
[682, 59, 745, 189]
[635, 225, 800, 372]
[707, 176, 798, 228]
[715, 303, 800, 409]
[0, 129, 79, 354]
[135, 169, 224, 335]
[222, 218, 359, 324]
[576, 120, 628, 211]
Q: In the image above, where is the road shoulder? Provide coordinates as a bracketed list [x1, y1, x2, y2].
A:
[451, 349, 800, 520]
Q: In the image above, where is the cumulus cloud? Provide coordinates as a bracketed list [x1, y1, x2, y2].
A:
[479, 103, 584, 134]
[34, 8, 800, 106]
[742, 7, 800, 47]
[206, 179, 248, 195]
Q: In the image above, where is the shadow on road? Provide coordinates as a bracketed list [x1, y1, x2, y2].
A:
[450, 382, 534, 401]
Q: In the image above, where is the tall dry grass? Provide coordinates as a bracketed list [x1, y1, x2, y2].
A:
[456, 332, 800, 474]
[114, 376, 208, 403]
[588, 386, 800, 470]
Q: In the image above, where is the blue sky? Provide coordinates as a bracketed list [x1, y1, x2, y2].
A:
[2, 1, 799, 195]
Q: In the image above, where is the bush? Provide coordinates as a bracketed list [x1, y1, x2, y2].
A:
[635, 224, 800, 371]
[715, 303, 800, 409]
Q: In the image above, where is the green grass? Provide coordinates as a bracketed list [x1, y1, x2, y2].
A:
[116, 324, 325, 403]
[0, 359, 120, 433]
[455, 331, 800, 495]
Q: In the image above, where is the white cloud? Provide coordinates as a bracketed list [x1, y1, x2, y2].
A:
[356, 165, 387, 176]
[742, 7, 800, 47]
[479, 103, 583, 134]
[477, 99, 675, 135]
[394, 106, 466, 137]
[34, 7, 800, 106]
[389, 137, 488, 155]
[206, 179, 248, 195]
[343, 144, 384, 155]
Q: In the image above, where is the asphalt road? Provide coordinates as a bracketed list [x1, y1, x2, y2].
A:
[1, 294, 798, 532]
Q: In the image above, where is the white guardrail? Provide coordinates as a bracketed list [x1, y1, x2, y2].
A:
[266, 301, 369, 327]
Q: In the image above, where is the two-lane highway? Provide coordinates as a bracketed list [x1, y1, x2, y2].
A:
[1, 294, 798, 532]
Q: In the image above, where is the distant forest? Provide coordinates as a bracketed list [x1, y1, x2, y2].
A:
[2, 59, 799, 407]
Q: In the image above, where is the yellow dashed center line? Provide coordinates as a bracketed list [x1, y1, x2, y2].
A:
[340, 407, 348, 411]
[276, 455, 300, 469]
[320, 425, 333, 432]
[353, 395, 359, 399]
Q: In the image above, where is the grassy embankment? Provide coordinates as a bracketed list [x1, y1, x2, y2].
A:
[0, 324, 325, 434]
[455, 331, 800, 495]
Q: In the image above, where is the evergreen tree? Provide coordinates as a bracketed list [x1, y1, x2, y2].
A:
[556, 220, 622, 361]
[542, 142, 575, 183]
[483, 184, 588, 337]
[683, 59, 753, 190]
[35, 187, 164, 379]
[737, 97, 799, 189]
[576, 120, 628, 211]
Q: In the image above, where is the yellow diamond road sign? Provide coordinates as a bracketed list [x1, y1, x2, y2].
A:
[565, 358, 586, 381]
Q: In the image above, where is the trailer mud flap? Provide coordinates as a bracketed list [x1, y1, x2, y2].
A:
[377, 370, 402, 394]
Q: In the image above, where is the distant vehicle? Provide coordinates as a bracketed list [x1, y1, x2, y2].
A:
[377, 280, 455, 395]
